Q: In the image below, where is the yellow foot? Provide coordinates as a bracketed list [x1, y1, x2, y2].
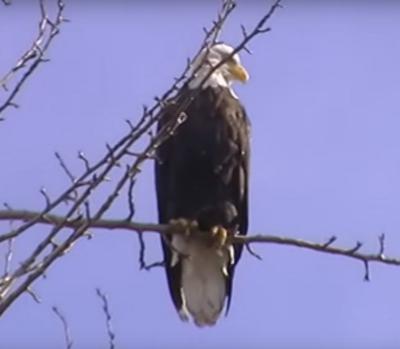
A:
[210, 225, 228, 249]
[168, 218, 198, 236]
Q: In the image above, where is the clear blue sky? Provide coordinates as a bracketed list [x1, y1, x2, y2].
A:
[1, 1, 400, 348]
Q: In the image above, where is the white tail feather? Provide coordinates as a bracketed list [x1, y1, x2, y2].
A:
[172, 235, 231, 327]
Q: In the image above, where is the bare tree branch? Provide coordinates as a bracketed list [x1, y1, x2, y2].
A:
[0, 0, 253, 316]
[0, 0, 67, 119]
[245, 243, 263, 261]
[7, 0, 389, 333]
[52, 306, 73, 349]
[96, 288, 116, 349]
[137, 232, 164, 270]
[1, 2, 400, 345]
[26, 287, 41, 304]
[0, 209, 399, 277]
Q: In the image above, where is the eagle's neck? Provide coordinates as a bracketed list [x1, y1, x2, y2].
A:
[188, 65, 238, 99]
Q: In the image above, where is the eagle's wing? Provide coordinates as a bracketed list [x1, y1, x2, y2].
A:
[154, 99, 185, 315]
[211, 95, 250, 313]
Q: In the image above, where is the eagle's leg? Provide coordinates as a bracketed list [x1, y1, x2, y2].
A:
[168, 218, 198, 237]
[210, 225, 228, 249]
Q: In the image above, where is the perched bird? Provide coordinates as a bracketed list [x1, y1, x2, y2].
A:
[155, 43, 250, 327]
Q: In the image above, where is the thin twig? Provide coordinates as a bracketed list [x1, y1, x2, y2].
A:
[0, 0, 67, 117]
[52, 306, 73, 349]
[55, 152, 76, 184]
[96, 288, 116, 349]
[137, 232, 164, 270]
[126, 175, 136, 221]
[3, 238, 14, 275]
[26, 287, 41, 304]
[245, 243, 263, 261]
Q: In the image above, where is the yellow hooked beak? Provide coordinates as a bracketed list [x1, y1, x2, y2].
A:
[227, 62, 249, 83]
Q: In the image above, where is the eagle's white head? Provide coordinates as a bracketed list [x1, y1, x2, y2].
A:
[188, 43, 249, 97]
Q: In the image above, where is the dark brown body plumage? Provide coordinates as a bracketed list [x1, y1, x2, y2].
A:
[155, 85, 250, 315]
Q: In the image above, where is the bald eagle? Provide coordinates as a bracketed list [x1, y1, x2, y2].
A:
[155, 43, 250, 327]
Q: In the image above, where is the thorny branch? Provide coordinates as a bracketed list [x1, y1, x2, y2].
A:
[0, 0, 67, 119]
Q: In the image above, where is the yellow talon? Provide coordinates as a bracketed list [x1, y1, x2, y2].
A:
[168, 218, 197, 236]
[210, 225, 228, 249]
